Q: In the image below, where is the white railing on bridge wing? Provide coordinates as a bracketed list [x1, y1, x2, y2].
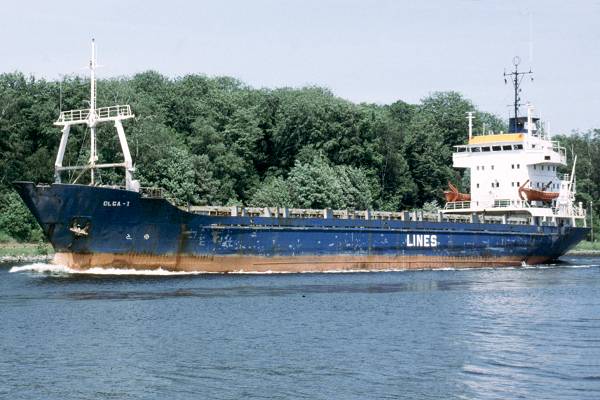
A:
[444, 201, 471, 210]
[55, 105, 133, 125]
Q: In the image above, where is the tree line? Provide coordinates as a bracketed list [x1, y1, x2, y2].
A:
[0, 71, 597, 241]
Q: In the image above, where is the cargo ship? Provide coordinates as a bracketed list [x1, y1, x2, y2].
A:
[14, 45, 589, 272]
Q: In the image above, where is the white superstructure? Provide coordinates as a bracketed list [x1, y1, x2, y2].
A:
[443, 105, 586, 227]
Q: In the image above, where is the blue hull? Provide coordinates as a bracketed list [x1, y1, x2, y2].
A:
[14, 182, 589, 272]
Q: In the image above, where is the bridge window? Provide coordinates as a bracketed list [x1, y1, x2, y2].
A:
[503, 145, 512, 150]
[482, 146, 491, 152]
[472, 147, 481, 152]
[515, 144, 523, 150]
[492, 146, 501, 151]
[533, 165, 537, 170]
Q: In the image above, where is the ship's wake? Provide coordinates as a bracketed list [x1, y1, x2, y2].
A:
[8, 262, 595, 276]
[8, 263, 207, 276]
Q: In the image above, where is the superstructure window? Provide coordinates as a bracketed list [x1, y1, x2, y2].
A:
[492, 146, 501, 151]
[502, 145, 512, 150]
[517, 164, 520, 169]
[476, 183, 480, 188]
[515, 144, 523, 150]
[482, 147, 491, 152]
[472, 147, 481, 152]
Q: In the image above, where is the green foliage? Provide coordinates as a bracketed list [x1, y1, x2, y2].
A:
[287, 155, 345, 209]
[0, 190, 43, 241]
[554, 129, 600, 241]
[421, 200, 441, 213]
[250, 154, 376, 210]
[249, 176, 292, 207]
[138, 147, 219, 206]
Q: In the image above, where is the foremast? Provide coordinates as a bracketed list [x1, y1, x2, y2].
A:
[53, 39, 139, 192]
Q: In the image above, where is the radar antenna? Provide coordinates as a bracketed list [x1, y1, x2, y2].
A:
[503, 56, 533, 132]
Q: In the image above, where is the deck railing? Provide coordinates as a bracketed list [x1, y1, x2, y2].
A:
[55, 105, 133, 125]
[95, 185, 584, 226]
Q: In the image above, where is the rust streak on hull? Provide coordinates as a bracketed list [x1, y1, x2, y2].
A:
[53, 252, 551, 273]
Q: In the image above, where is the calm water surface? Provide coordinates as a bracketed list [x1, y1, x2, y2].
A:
[2, 257, 600, 399]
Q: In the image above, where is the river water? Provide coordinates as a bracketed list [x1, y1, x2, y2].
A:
[2, 257, 600, 399]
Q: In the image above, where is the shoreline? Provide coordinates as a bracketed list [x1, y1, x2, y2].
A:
[0, 243, 53, 264]
[565, 250, 600, 256]
[0, 254, 53, 264]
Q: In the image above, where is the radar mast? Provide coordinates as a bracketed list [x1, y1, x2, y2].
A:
[503, 56, 533, 132]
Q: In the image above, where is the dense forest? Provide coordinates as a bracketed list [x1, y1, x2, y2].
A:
[0, 71, 598, 242]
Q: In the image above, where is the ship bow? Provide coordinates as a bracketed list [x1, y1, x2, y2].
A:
[13, 181, 60, 239]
